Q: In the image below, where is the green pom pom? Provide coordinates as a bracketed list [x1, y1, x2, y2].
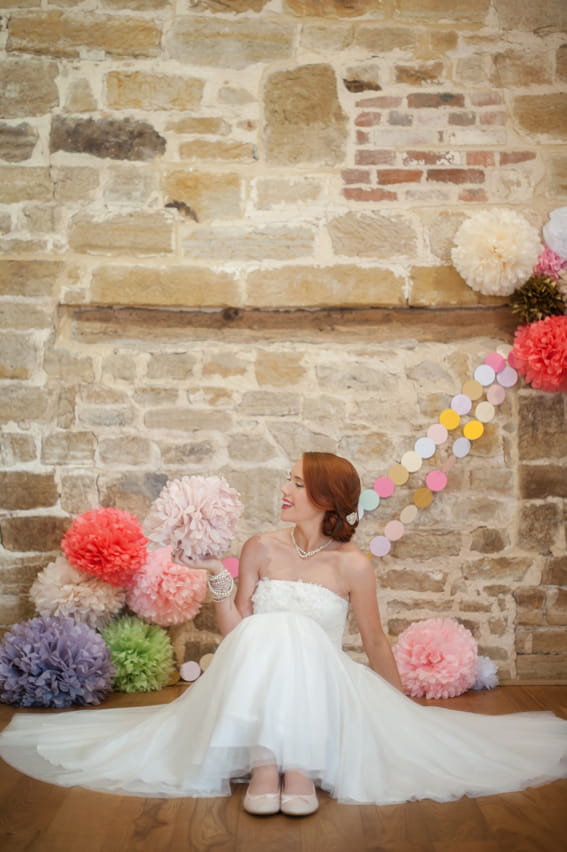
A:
[102, 615, 174, 693]
[510, 275, 566, 325]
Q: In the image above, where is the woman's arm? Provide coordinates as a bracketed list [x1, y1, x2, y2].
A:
[347, 554, 404, 691]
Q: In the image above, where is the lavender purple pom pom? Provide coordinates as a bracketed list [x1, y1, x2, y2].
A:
[0, 615, 114, 708]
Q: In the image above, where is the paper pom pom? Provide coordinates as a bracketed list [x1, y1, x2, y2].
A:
[30, 556, 126, 630]
[542, 206, 567, 259]
[393, 618, 478, 699]
[62, 507, 148, 587]
[102, 615, 175, 693]
[534, 246, 567, 280]
[127, 547, 207, 626]
[472, 655, 499, 690]
[0, 616, 114, 708]
[143, 475, 243, 560]
[510, 275, 566, 325]
[451, 209, 542, 295]
[511, 315, 567, 393]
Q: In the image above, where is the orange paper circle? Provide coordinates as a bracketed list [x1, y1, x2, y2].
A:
[463, 419, 484, 440]
[413, 487, 433, 508]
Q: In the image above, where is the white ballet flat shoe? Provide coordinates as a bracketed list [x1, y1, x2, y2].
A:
[280, 790, 319, 816]
[243, 789, 281, 815]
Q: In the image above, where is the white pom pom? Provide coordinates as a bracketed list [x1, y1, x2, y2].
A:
[451, 209, 542, 295]
[543, 206, 567, 260]
[472, 655, 499, 690]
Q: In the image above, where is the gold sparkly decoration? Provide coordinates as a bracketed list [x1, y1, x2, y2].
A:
[510, 275, 566, 325]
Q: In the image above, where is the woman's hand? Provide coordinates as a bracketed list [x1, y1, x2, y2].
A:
[171, 545, 225, 575]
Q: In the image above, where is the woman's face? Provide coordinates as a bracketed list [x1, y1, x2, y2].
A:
[280, 459, 324, 525]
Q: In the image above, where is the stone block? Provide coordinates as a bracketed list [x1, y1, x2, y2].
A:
[518, 502, 562, 553]
[299, 22, 354, 52]
[0, 515, 69, 552]
[53, 167, 99, 202]
[59, 472, 99, 515]
[354, 26, 417, 52]
[409, 266, 504, 307]
[183, 225, 315, 261]
[491, 50, 551, 87]
[7, 11, 162, 58]
[0, 386, 48, 425]
[91, 265, 240, 307]
[546, 588, 567, 626]
[144, 409, 230, 432]
[0, 472, 57, 510]
[0, 260, 63, 299]
[264, 65, 347, 166]
[516, 654, 567, 680]
[64, 78, 97, 113]
[178, 140, 256, 162]
[42, 431, 96, 464]
[286, 0, 383, 15]
[558, 43, 567, 82]
[246, 265, 404, 307]
[514, 587, 545, 625]
[103, 166, 157, 205]
[379, 568, 447, 592]
[78, 405, 135, 428]
[513, 94, 567, 140]
[166, 116, 230, 135]
[269, 421, 337, 460]
[202, 355, 248, 378]
[0, 333, 37, 379]
[531, 630, 567, 654]
[395, 0, 489, 21]
[548, 153, 567, 197]
[518, 392, 567, 459]
[0, 122, 38, 162]
[103, 353, 138, 382]
[492, 0, 567, 31]
[160, 440, 215, 467]
[134, 389, 179, 407]
[255, 178, 323, 209]
[43, 349, 95, 382]
[328, 212, 417, 258]
[146, 352, 197, 380]
[0, 58, 59, 118]
[520, 465, 567, 499]
[0, 433, 36, 465]
[51, 116, 166, 161]
[228, 434, 278, 463]
[0, 167, 51, 203]
[463, 557, 532, 582]
[470, 527, 508, 553]
[390, 532, 461, 560]
[69, 212, 173, 255]
[163, 171, 241, 221]
[106, 71, 204, 111]
[166, 16, 293, 69]
[100, 472, 168, 519]
[254, 352, 306, 387]
[541, 556, 567, 587]
[238, 392, 301, 418]
[99, 435, 154, 466]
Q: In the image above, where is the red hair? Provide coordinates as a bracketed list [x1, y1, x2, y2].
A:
[302, 452, 361, 542]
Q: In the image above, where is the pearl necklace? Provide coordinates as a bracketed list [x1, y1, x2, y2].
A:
[291, 528, 332, 559]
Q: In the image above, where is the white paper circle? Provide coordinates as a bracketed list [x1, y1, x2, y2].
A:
[451, 394, 472, 415]
[474, 364, 496, 386]
[400, 505, 419, 524]
[476, 401, 495, 423]
[453, 437, 471, 458]
[414, 437, 436, 459]
[401, 450, 423, 472]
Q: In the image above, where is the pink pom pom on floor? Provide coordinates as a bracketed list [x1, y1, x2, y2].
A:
[127, 547, 207, 626]
[62, 507, 148, 587]
[393, 618, 478, 699]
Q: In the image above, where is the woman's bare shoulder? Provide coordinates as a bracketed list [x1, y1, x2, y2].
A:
[242, 528, 289, 555]
[338, 543, 375, 585]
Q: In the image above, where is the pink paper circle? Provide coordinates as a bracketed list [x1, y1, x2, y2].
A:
[385, 520, 405, 541]
[223, 557, 239, 578]
[497, 365, 518, 388]
[485, 352, 506, 373]
[427, 423, 448, 445]
[179, 661, 201, 682]
[451, 393, 472, 415]
[373, 476, 395, 498]
[425, 470, 448, 492]
[369, 535, 391, 557]
[487, 384, 506, 405]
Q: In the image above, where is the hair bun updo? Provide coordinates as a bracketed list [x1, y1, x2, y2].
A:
[301, 452, 361, 543]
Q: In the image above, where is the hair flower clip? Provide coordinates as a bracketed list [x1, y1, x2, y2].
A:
[346, 511, 358, 525]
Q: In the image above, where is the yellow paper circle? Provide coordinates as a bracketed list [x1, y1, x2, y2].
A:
[388, 463, 410, 486]
[413, 487, 434, 508]
[400, 504, 419, 524]
[439, 409, 460, 431]
[463, 419, 484, 440]
[462, 379, 483, 401]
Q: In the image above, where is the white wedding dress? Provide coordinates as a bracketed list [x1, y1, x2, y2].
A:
[0, 578, 566, 803]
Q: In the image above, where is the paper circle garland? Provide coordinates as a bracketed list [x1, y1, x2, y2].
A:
[401, 451, 423, 472]
[497, 365, 518, 388]
[474, 364, 496, 386]
[425, 470, 448, 492]
[475, 401, 495, 423]
[360, 489, 380, 511]
[428, 423, 448, 444]
[487, 385, 506, 405]
[413, 488, 433, 508]
[400, 505, 419, 524]
[388, 464, 409, 486]
[451, 394, 472, 415]
[385, 520, 405, 541]
[370, 536, 391, 557]
[462, 380, 483, 400]
[463, 420, 484, 441]
[180, 661, 201, 682]
[439, 409, 460, 430]
[414, 437, 436, 459]
[374, 477, 395, 498]
[453, 437, 471, 458]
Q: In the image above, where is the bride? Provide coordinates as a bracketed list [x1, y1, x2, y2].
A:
[0, 452, 566, 816]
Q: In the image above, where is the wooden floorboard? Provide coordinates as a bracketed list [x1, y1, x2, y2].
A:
[0, 685, 565, 852]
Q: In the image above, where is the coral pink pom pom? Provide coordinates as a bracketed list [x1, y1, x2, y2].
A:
[62, 508, 148, 587]
[511, 315, 567, 393]
[127, 547, 207, 626]
[393, 618, 478, 699]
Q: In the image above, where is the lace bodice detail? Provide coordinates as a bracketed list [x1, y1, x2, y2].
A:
[252, 578, 348, 648]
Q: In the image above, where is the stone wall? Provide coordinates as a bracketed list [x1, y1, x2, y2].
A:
[0, 0, 566, 680]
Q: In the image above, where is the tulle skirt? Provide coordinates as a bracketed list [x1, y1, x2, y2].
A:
[1, 611, 566, 804]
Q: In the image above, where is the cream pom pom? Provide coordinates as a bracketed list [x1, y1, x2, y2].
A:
[451, 209, 542, 296]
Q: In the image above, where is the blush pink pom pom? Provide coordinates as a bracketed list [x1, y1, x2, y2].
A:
[127, 547, 207, 626]
[143, 475, 243, 560]
[511, 315, 567, 393]
[62, 508, 148, 587]
[534, 246, 567, 281]
[393, 618, 478, 699]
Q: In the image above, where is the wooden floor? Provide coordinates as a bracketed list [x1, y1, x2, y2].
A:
[0, 684, 566, 852]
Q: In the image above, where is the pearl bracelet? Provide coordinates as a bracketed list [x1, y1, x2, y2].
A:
[207, 568, 234, 602]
